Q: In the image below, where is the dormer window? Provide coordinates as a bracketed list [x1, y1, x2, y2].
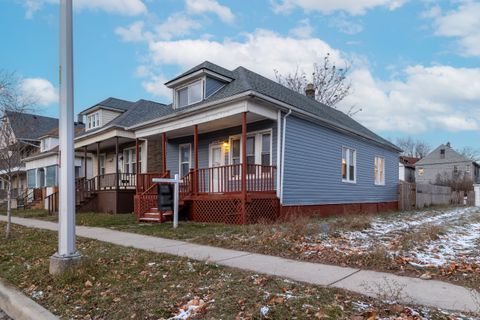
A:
[176, 80, 203, 108]
[87, 112, 100, 129]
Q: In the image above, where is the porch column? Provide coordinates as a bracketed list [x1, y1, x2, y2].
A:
[194, 125, 198, 194]
[162, 132, 167, 174]
[241, 112, 247, 224]
[84, 146, 88, 179]
[115, 136, 119, 190]
[96, 142, 100, 190]
[135, 138, 140, 193]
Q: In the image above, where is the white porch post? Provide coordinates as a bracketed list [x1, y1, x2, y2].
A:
[50, 0, 81, 274]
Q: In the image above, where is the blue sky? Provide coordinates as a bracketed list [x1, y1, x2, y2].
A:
[1, 0, 479, 150]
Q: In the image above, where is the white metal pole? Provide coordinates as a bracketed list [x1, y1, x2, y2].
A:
[58, 0, 76, 256]
[173, 174, 179, 228]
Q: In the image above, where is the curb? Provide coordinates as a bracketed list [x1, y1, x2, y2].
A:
[0, 280, 58, 320]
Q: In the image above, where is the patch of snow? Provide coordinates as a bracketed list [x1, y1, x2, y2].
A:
[260, 306, 269, 317]
[315, 207, 480, 268]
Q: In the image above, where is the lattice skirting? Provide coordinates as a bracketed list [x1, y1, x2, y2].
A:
[190, 196, 280, 225]
[134, 194, 157, 218]
[245, 197, 280, 224]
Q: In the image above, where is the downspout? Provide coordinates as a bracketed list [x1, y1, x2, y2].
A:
[280, 109, 292, 204]
[276, 110, 281, 198]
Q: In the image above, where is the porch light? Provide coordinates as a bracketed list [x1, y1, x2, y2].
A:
[223, 141, 229, 148]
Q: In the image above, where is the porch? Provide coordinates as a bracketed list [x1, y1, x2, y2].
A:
[134, 110, 281, 224]
[70, 133, 146, 214]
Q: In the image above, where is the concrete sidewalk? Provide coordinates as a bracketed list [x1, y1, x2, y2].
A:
[2, 215, 479, 313]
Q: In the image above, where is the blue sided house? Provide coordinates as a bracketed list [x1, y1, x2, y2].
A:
[128, 61, 401, 224]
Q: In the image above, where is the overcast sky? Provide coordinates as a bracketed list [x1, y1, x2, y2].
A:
[1, 0, 479, 149]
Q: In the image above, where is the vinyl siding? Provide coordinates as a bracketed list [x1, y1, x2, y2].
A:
[100, 109, 122, 126]
[282, 115, 399, 205]
[166, 120, 277, 177]
[205, 76, 225, 98]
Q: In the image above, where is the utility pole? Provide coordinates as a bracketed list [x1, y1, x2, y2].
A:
[49, 0, 81, 275]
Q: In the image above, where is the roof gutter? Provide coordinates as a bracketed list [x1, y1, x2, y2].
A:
[127, 91, 255, 131]
[251, 92, 403, 153]
[126, 89, 401, 153]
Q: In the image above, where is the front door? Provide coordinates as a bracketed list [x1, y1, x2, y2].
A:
[209, 143, 225, 192]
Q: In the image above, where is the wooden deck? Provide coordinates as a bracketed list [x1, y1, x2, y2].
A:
[134, 164, 279, 224]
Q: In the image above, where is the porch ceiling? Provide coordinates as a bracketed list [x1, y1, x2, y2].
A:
[76, 136, 135, 152]
[151, 112, 268, 139]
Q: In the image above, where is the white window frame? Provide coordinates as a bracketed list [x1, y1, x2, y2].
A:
[87, 112, 100, 130]
[179, 143, 192, 177]
[227, 129, 273, 177]
[175, 79, 204, 108]
[342, 147, 357, 184]
[374, 156, 385, 186]
[123, 146, 142, 174]
[99, 153, 106, 176]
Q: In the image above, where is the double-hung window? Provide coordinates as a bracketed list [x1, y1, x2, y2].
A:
[87, 112, 100, 130]
[342, 147, 356, 183]
[179, 144, 191, 177]
[228, 131, 272, 175]
[123, 146, 142, 174]
[99, 154, 106, 175]
[374, 156, 385, 185]
[246, 136, 255, 174]
[177, 80, 203, 108]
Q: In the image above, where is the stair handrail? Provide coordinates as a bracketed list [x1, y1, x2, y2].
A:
[141, 171, 170, 195]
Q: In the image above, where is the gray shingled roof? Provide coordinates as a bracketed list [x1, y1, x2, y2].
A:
[76, 99, 169, 137]
[6, 111, 59, 141]
[80, 97, 135, 115]
[165, 61, 234, 86]
[141, 61, 400, 151]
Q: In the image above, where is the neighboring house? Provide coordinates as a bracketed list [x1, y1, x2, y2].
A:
[73, 97, 165, 213]
[399, 156, 419, 183]
[0, 111, 58, 206]
[22, 124, 89, 210]
[129, 61, 401, 223]
[415, 143, 480, 184]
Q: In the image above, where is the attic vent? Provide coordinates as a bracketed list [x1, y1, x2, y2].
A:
[440, 149, 445, 159]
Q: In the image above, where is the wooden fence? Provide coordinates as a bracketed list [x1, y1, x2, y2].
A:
[398, 181, 416, 211]
[399, 182, 475, 210]
[450, 190, 475, 206]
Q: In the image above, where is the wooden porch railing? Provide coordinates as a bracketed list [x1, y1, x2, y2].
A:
[96, 173, 137, 190]
[137, 171, 170, 195]
[195, 164, 276, 194]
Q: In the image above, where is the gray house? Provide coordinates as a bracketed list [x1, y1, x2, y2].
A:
[415, 143, 480, 184]
[131, 61, 402, 222]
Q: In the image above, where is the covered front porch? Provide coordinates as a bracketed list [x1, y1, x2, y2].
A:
[74, 130, 147, 213]
[135, 106, 282, 224]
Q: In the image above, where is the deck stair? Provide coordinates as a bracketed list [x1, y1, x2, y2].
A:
[139, 207, 173, 223]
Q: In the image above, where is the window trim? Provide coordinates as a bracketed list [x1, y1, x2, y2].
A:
[175, 79, 204, 108]
[87, 111, 100, 130]
[123, 146, 142, 174]
[99, 153, 106, 176]
[178, 143, 192, 177]
[374, 156, 385, 186]
[228, 129, 273, 167]
[342, 146, 357, 184]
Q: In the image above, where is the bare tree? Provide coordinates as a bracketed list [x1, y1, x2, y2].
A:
[458, 146, 480, 162]
[396, 136, 431, 158]
[274, 53, 360, 116]
[435, 171, 474, 192]
[0, 70, 36, 239]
